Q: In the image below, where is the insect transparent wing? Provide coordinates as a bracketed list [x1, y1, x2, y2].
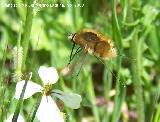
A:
[52, 89, 82, 109]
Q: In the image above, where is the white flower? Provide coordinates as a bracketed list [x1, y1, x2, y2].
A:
[6, 113, 24, 122]
[15, 66, 64, 122]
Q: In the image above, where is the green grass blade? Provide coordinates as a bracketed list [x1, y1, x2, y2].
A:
[111, 0, 126, 121]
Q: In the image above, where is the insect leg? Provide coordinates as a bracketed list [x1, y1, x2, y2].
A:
[70, 47, 82, 61]
[76, 44, 88, 76]
[68, 46, 82, 65]
[76, 51, 88, 76]
[68, 43, 76, 65]
[93, 54, 117, 80]
[119, 54, 136, 61]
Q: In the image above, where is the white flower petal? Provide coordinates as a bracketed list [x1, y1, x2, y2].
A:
[36, 96, 64, 122]
[15, 80, 43, 99]
[6, 113, 24, 122]
[38, 66, 59, 85]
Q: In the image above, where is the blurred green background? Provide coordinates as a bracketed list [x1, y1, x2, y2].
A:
[0, 0, 160, 122]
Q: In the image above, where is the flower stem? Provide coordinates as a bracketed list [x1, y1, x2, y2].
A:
[28, 94, 42, 122]
[130, 29, 145, 122]
[12, 79, 29, 121]
[128, 1, 145, 122]
[12, 0, 34, 121]
[21, 0, 34, 70]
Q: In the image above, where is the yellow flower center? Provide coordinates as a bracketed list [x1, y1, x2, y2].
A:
[61, 112, 67, 121]
[43, 83, 52, 96]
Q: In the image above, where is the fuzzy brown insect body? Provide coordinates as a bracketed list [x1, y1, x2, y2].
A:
[71, 29, 117, 59]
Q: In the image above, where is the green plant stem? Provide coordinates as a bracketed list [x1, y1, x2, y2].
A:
[103, 61, 112, 122]
[12, 80, 28, 121]
[21, 0, 34, 70]
[127, 1, 145, 122]
[85, 72, 100, 122]
[0, 41, 8, 121]
[70, 0, 79, 31]
[154, 103, 160, 122]
[150, 87, 160, 122]
[28, 94, 42, 122]
[130, 29, 145, 122]
[12, 0, 34, 121]
[111, 0, 126, 121]
[12, 72, 32, 121]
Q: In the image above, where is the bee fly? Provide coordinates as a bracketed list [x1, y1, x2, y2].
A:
[67, 29, 117, 75]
